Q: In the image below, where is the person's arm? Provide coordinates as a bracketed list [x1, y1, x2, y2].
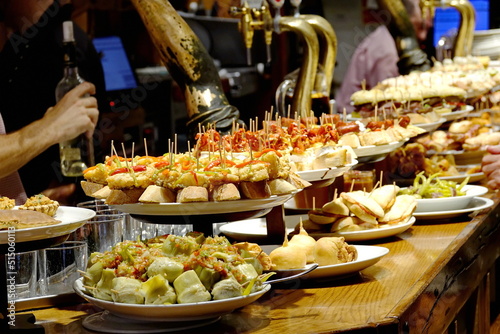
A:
[0, 82, 98, 179]
[481, 145, 500, 189]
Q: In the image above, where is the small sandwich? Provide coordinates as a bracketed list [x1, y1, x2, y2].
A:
[330, 216, 363, 233]
[308, 209, 338, 225]
[370, 184, 400, 212]
[379, 194, 417, 224]
[321, 197, 350, 217]
[340, 191, 384, 225]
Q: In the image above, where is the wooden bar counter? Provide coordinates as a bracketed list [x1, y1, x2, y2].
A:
[19, 194, 500, 334]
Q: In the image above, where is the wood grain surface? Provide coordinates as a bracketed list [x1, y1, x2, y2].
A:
[19, 195, 500, 334]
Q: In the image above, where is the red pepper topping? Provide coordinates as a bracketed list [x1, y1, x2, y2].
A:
[253, 148, 282, 158]
[235, 160, 270, 168]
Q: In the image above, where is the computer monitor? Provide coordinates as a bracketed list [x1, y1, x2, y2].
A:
[92, 36, 137, 92]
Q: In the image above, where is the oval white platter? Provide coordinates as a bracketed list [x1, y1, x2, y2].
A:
[220, 215, 415, 242]
[110, 192, 298, 216]
[74, 278, 271, 322]
[82, 311, 220, 334]
[440, 105, 473, 121]
[413, 197, 494, 220]
[0, 206, 95, 244]
[414, 118, 447, 132]
[260, 245, 389, 279]
[308, 217, 416, 242]
[353, 140, 407, 158]
[296, 160, 357, 182]
[413, 185, 488, 213]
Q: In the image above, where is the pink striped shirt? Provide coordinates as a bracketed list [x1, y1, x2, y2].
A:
[0, 113, 27, 205]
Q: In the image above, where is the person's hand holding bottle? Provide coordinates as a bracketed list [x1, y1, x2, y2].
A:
[42, 82, 98, 144]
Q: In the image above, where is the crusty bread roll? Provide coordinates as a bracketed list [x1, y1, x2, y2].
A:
[240, 181, 271, 199]
[92, 186, 112, 200]
[105, 188, 145, 205]
[269, 240, 307, 270]
[81, 181, 105, 197]
[177, 186, 209, 203]
[211, 183, 241, 201]
[313, 237, 357, 266]
[139, 185, 176, 203]
[267, 179, 297, 195]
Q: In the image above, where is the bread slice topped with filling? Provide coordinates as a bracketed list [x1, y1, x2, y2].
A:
[0, 210, 61, 230]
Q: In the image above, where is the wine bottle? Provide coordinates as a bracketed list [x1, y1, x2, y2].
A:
[56, 21, 94, 177]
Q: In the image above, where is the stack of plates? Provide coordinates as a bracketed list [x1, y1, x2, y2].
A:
[472, 29, 500, 58]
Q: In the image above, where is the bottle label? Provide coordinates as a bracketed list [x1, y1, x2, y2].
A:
[61, 147, 82, 160]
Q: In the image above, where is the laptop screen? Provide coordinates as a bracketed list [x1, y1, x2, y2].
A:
[92, 36, 137, 92]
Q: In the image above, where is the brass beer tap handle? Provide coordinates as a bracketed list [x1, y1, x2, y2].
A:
[421, 0, 475, 57]
[376, 0, 431, 74]
[300, 14, 337, 97]
[279, 16, 319, 116]
[231, 3, 255, 65]
[130, 0, 243, 139]
[261, 1, 274, 63]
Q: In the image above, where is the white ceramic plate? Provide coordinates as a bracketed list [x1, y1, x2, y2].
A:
[110, 192, 298, 216]
[82, 311, 220, 334]
[414, 118, 447, 132]
[413, 197, 494, 220]
[0, 206, 95, 244]
[413, 185, 488, 213]
[440, 166, 485, 184]
[220, 215, 415, 242]
[219, 215, 304, 241]
[427, 150, 486, 165]
[308, 217, 416, 242]
[440, 105, 473, 121]
[260, 245, 389, 279]
[296, 160, 357, 182]
[353, 140, 407, 158]
[74, 278, 271, 322]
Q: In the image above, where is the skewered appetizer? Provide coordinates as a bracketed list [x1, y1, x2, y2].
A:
[299, 185, 417, 234]
[81, 147, 308, 205]
[81, 234, 273, 304]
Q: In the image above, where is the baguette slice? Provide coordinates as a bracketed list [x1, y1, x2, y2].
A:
[268, 179, 297, 195]
[177, 186, 208, 203]
[105, 188, 145, 205]
[92, 186, 112, 200]
[139, 185, 176, 203]
[240, 181, 271, 199]
[211, 183, 241, 201]
[81, 181, 105, 197]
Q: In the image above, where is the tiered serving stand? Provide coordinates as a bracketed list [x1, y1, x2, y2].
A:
[0, 207, 95, 333]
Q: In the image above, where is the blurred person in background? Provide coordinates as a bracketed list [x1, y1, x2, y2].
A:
[336, 0, 433, 113]
[0, 83, 98, 205]
[0, 0, 106, 204]
[482, 145, 500, 190]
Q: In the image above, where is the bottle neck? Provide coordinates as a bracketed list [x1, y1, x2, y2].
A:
[64, 65, 80, 78]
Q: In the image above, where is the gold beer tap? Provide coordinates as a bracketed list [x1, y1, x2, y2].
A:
[421, 0, 476, 57]
[231, 1, 320, 117]
[299, 14, 337, 98]
[129, 0, 245, 139]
